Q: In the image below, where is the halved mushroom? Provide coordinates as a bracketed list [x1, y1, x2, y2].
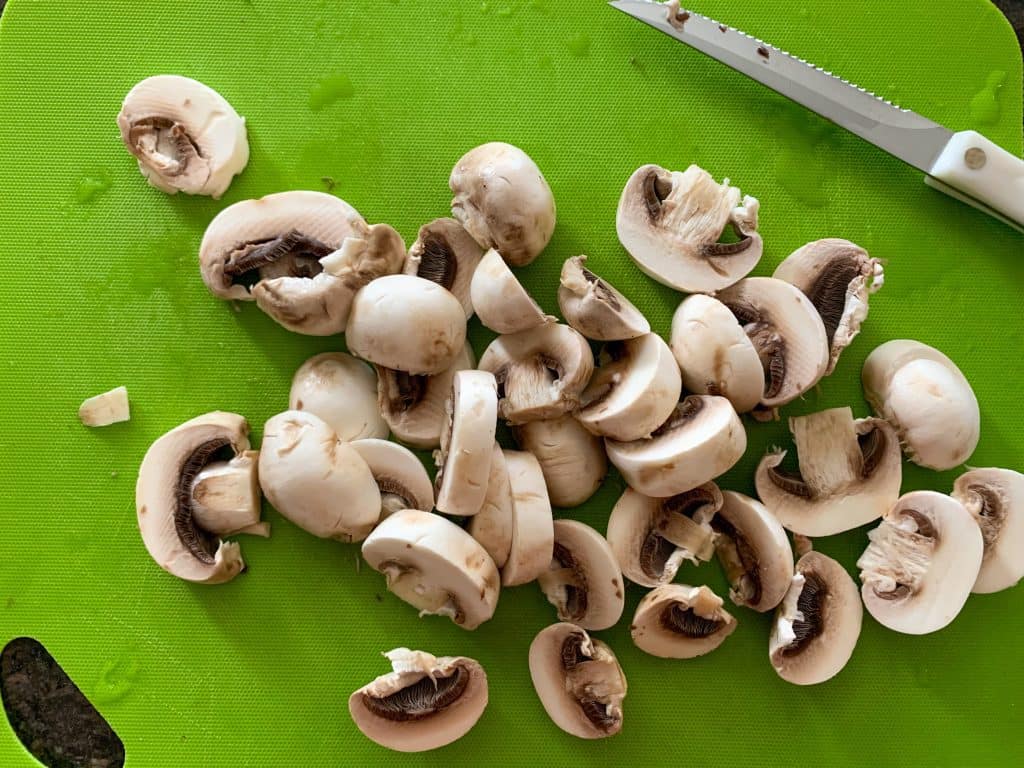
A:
[557, 256, 649, 341]
[605, 396, 746, 499]
[318, 223, 407, 289]
[528, 623, 626, 740]
[716, 277, 830, 409]
[631, 584, 737, 659]
[952, 468, 1024, 594]
[501, 450, 555, 587]
[773, 239, 884, 374]
[190, 450, 269, 538]
[576, 334, 682, 442]
[136, 412, 254, 583]
[755, 407, 902, 536]
[857, 491, 983, 634]
[347, 275, 467, 375]
[349, 648, 488, 753]
[862, 340, 980, 470]
[470, 249, 554, 334]
[512, 416, 607, 507]
[289, 352, 388, 441]
[607, 484, 722, 588]
[616, 163, 762, 293]
[467, 444, 514, 568]
[404, 218, 484, 317]
[259, 411, 380, 542]
[478, 324, 594, 424]
[538, 520, 625, 631]
[434, 371, 498, 517]
[712, 491, 794, 612]
[351, 439, 434, 519]
[770, 551, 862, 685]
[117, 75, 248, 198]
[362, 510, 500, 630]
[449, 142, 556, 267]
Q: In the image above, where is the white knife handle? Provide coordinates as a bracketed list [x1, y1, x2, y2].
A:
[927, 131, 1024, 231]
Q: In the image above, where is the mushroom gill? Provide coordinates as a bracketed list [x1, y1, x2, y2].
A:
[360, 666, 470, 722]
[175, 438, 232, 564]
[711, 515, 762, 607]
[660, 603, 723, 639]
[780, 571, 827, 656]
[223, 230, 332, 289]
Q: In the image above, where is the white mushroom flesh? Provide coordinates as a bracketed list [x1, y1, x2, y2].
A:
[952, 468, 1024, 594]
[190, 451, 267, 538]
[470, 248, 554, 334]
[512, 416, 607, 508]
[557, 256, 649, 341]
[631, 584, 737, 659]
[79, 386, 131, 427]
[501, 450, 555, 587]
[467, 444, 514, 568]
[351, 439, 434, 518]
[404, 218, 484, 318]
[289, 352, 388, 441]
[434, 370, 499, 517]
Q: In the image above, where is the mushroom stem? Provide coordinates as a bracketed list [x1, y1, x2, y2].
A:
[190, 452, 266, 537]
[653, 509, 715, 561]
[789, 408, 863, 496]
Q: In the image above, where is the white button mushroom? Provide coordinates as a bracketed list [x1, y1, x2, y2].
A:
[557, 256, 650, 342]
[289, 352, 388, 441]
[512, 416, 607, 508]
[952, 468, 1024, 594]
[469, 248, 554, 334]
[434, 370, 499, 518]
[501, 450, 555, 587]
[350, 439, 434, 519]
[404, 218, 485, 318]
[631, 584, 737, 659]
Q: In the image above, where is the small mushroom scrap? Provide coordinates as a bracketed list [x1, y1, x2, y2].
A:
[404, 218, 484, 317]
[190, 450, 268, 538]
[467, 444, 515, 568]
[349, 648, 488, 753]
[502, 450, 555, 587]
[289, 352, 388, 441]
[538, 520, 625, 631]
[557, 256, 649, 341]
[952, 468, 1024, 594]
[79, 386, 131, 427]
[351, 439, 434, 519]
[631, 584, 737, 659]
[512, 416, 607, 507]
[470, 248, 554, 334]
[434, 371, 499, 517]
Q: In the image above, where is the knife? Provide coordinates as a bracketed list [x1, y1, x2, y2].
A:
[610, 0, 1024, 233]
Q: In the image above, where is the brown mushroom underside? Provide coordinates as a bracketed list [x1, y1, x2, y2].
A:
[413, 236, 458, 290]
[766, 426, 888, 499]
[719, 299, 786, 400]
[803, 255, 863, 344]
[223, 230, 333, 289]
[639, 487, 718, 580]
[559, 633, 618, 733]
[175, 438, 231, 564]
[128, 116, 201, 176]
[553, 542, 588, 621]
[659, 603, 723, 638]
[361, 666, 469, 722]
[781, 571, 827, 656]
[710, 515, 762, 606]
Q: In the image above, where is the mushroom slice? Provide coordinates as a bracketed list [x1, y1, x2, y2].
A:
[773, 239, 884, 374]
[605, 396, 746, 499]
[351, 439, 434, 519]
[434, 371, 499, 517]
[557, 256, 649, 341]
[528, 623, 627, 740]
[952, 468, 1024, 594]
[136, 412, 253, 583]
[259, 411, 381, 542]
[755, 407, 902, 536]
[512, 416, 607, 508]
[862, 340, 980, 470]
[318, 223, 407, 289]
[349, 648, 488, 753]
[404, 218, 484, 317]
[470, 248, 555, 334]
[449, 142, 556, 267]
[467, 444, 514, 568]
[117, 75, 248, 198]
[615, 163, 762, 293]
[712, 491, 794, 612]
[670, 294, 763, 413]
[501, 450, 555, 587]
[631, 584, 737, 659]
[190, 450, 269, 538]
[78, 385, 131, 427]
[362, 510, 500, 630]
[770, 551, 862, 685]
[478, 324, 595, 424]
[607, 484, 722, 588]
[538, 520, 625, 631]
[716, 277, 830, 408]
[289, 352, 388, 441]
[576, 334, 682, 442]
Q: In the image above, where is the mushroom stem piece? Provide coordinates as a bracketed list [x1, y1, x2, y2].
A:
[79, 386, 131, 427]
[190, 451, 267, 537]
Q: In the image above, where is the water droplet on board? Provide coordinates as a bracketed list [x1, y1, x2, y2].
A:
[76, 169, 112, 204]
[309, 74, 354, 111]
[92, 655, 140, 705]
[969, 70, 1005, 126]
[567, 34, 591, 58]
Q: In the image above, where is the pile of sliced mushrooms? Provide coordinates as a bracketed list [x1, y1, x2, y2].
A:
[120, 73, 1022, 753]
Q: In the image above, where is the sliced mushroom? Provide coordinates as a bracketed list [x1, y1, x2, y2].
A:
[528, 623, 626, 740]
[190, 450, 269, 538]
[862, 340, 980, 470]
[712, 491, 794, 612]
[857, 491, 983, 634]
[770, 551, 862, 685]
[470, 248, 554, 334]
[434, 371, 499, 517]
[478, 324, 594, 424]
[952, 468, 1024, 594]
[755, 407, 902, 536]
[512, 416, 607, 508]
[79, 385, 131, 427]
[289, 352, 388, 441]
[576, 334, 682, 442]
[347, 275, 467, 375]
[615, 163, 762, 293]
[449, 142, 556, 267]
[362, 510, 500, 630]
[773, 239, 884, 374]
[117, 75, 248, 198]
[605, 396, 746, 499]
[319, 223, 407, 288]
[467, 444, 514, 568]
[538, 520, 625, 631]
[404, 218, 484, 317]
[501, 450, 555, 587]
[349, 648, 488, 753]
[259, 411, 380, 542]
[607, 484, 722, 588]
[557, 256, 649, 341]
[631, 584, 737, 659]
[351, 439, 434, 519]
[136, 412, 253, 583]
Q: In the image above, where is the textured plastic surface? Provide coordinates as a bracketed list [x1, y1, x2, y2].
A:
[0, 0, 1022, 765]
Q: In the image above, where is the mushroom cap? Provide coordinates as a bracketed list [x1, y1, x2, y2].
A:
[616, 164, 762, 293]
[404, 218, 484, 318]
[449, 142, 556, 267]
[952, 467, 1024, 594]
[557, 256, 650, 341]
[605, 395, 746, 499]
[350, 439, 434, 518]
[857, 491, 983, 634]
[631, 584, 737, 659]
[770, 551, 862, 685]
[538, 520, 625, 631]
[289, 352, 388, 441]
[470, 248, 554, 334]
[434, 370, 499, 517]
[512, 416, 607, 508]
[362, 510, 500, 630]
[501, 450, 555, 587]
[467, 444, 514, 568]
[347, 275, 468, 375]
[259, 411, 381, 542]
[576, 333, 682, 442]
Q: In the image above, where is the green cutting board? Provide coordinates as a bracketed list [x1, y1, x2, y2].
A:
[1, 0, 1022, 765]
